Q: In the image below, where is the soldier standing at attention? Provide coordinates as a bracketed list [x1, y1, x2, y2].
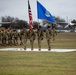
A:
[46, 26, 52, 51]
[0, 29, 2, 45]
[2, 29, 7, 46]
[7, 28, 11, 45]
[1, 28, 4, 45]
[7, 28, 13, 45]
[22, 28, 28, 50]
[37, 26, 44, 51]
[13, 29, 18, 45]
[28, 29, 36, 50]
[18, 29, 23, 45]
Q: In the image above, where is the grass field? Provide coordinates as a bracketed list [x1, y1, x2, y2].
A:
[0, 32, 76, 75]
[52, 32, 76, 49]
[0, 32, 76, 49]
[0, 51, 76, 75]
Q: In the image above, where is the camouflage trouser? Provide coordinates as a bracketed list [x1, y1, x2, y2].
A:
[8, 38, 12, 45]
[52, 29, 57, 41]
[30, 38, 34, 50]
[47, 39, 51, 50]
[22, 39, 27, 50]
[0, 40, 2, 45]
[13, 37, 18, 45]
[0, 38, 2, 45]
[19, 37, 23, 45]
[53, 33, 55, 41]
[38, 38, 42, 50]
[2, 37, 7, 45]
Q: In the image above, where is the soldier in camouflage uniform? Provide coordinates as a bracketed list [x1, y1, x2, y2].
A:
[28, 29, 36, 50]
[18, 29, 23, 45]
[2, 29, 7, 46]
[22, 28, 28, 50]
[7, 28, 13, 45]
[46, 26, 52, 50]
[37, 26, 44, 50]
[0, 28, 2, 45]
[13, 29, 18, 45]
[1, 28, 4, 45]
[10, 29, 13, 45]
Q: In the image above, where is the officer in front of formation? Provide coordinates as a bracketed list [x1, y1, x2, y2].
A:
[37, 26, 44, 50]
[46, 26, 52, 50]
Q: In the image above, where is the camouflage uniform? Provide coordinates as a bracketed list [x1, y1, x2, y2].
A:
[28, 29, 36, 50]
[0, 29, 2, 45]
[46, 26, 52, 50]
[18, 30, 23, 45]
[7, 29, 13, 45]
[1, 29, 4, 45]
[13, 29, 18, 45]
[2, 29, 7, 46]
[22, 28, 28, 50]
[37, 26, 44, 50]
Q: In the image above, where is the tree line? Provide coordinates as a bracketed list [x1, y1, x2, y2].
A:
[1, 16, 76, 29]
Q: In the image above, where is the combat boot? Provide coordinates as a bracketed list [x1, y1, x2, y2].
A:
[39, 46, 41, 51]
[31, 46, 33, 51]
[24, 47, 26, 50]
[38, 45, 41, 51]
[48, 47, 51, 51]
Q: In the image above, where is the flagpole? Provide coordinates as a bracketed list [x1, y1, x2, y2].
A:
[36, 0, 39, 29]
[37, 18, 40, 29]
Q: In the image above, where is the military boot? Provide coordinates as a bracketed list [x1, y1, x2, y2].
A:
[39, 46, 41, 51]
[31, 46, 33, 51]
[24, 47, 26, 50]
[48, 47, 51, 51]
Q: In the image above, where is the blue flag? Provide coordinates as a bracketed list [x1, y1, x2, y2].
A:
[37, 1, 55, 22]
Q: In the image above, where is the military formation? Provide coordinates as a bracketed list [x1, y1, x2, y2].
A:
[0, 28, 20, 46]
[0, 25, 57, 51]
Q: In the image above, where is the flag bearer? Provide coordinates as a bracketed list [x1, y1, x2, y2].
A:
[28, 29, 36, 50]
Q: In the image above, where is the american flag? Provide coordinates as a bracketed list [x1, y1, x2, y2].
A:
[28, 0, 33, 29]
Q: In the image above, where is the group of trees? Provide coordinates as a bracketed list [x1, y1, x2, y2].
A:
[1, 16, 76, 29]
[71, 19, 76, 24]
[2, 16, 28, 29]
[69, 19, 76, 32]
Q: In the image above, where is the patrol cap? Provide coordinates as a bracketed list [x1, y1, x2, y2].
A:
[25, 25, 27, 28]
[39, 26, 41, 28]
[47, 26, 50, 28]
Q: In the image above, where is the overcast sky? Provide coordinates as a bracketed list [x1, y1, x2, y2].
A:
[0, 0, 76, 22]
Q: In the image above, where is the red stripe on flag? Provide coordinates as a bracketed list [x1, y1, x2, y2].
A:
[28, 0, 33, 29]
